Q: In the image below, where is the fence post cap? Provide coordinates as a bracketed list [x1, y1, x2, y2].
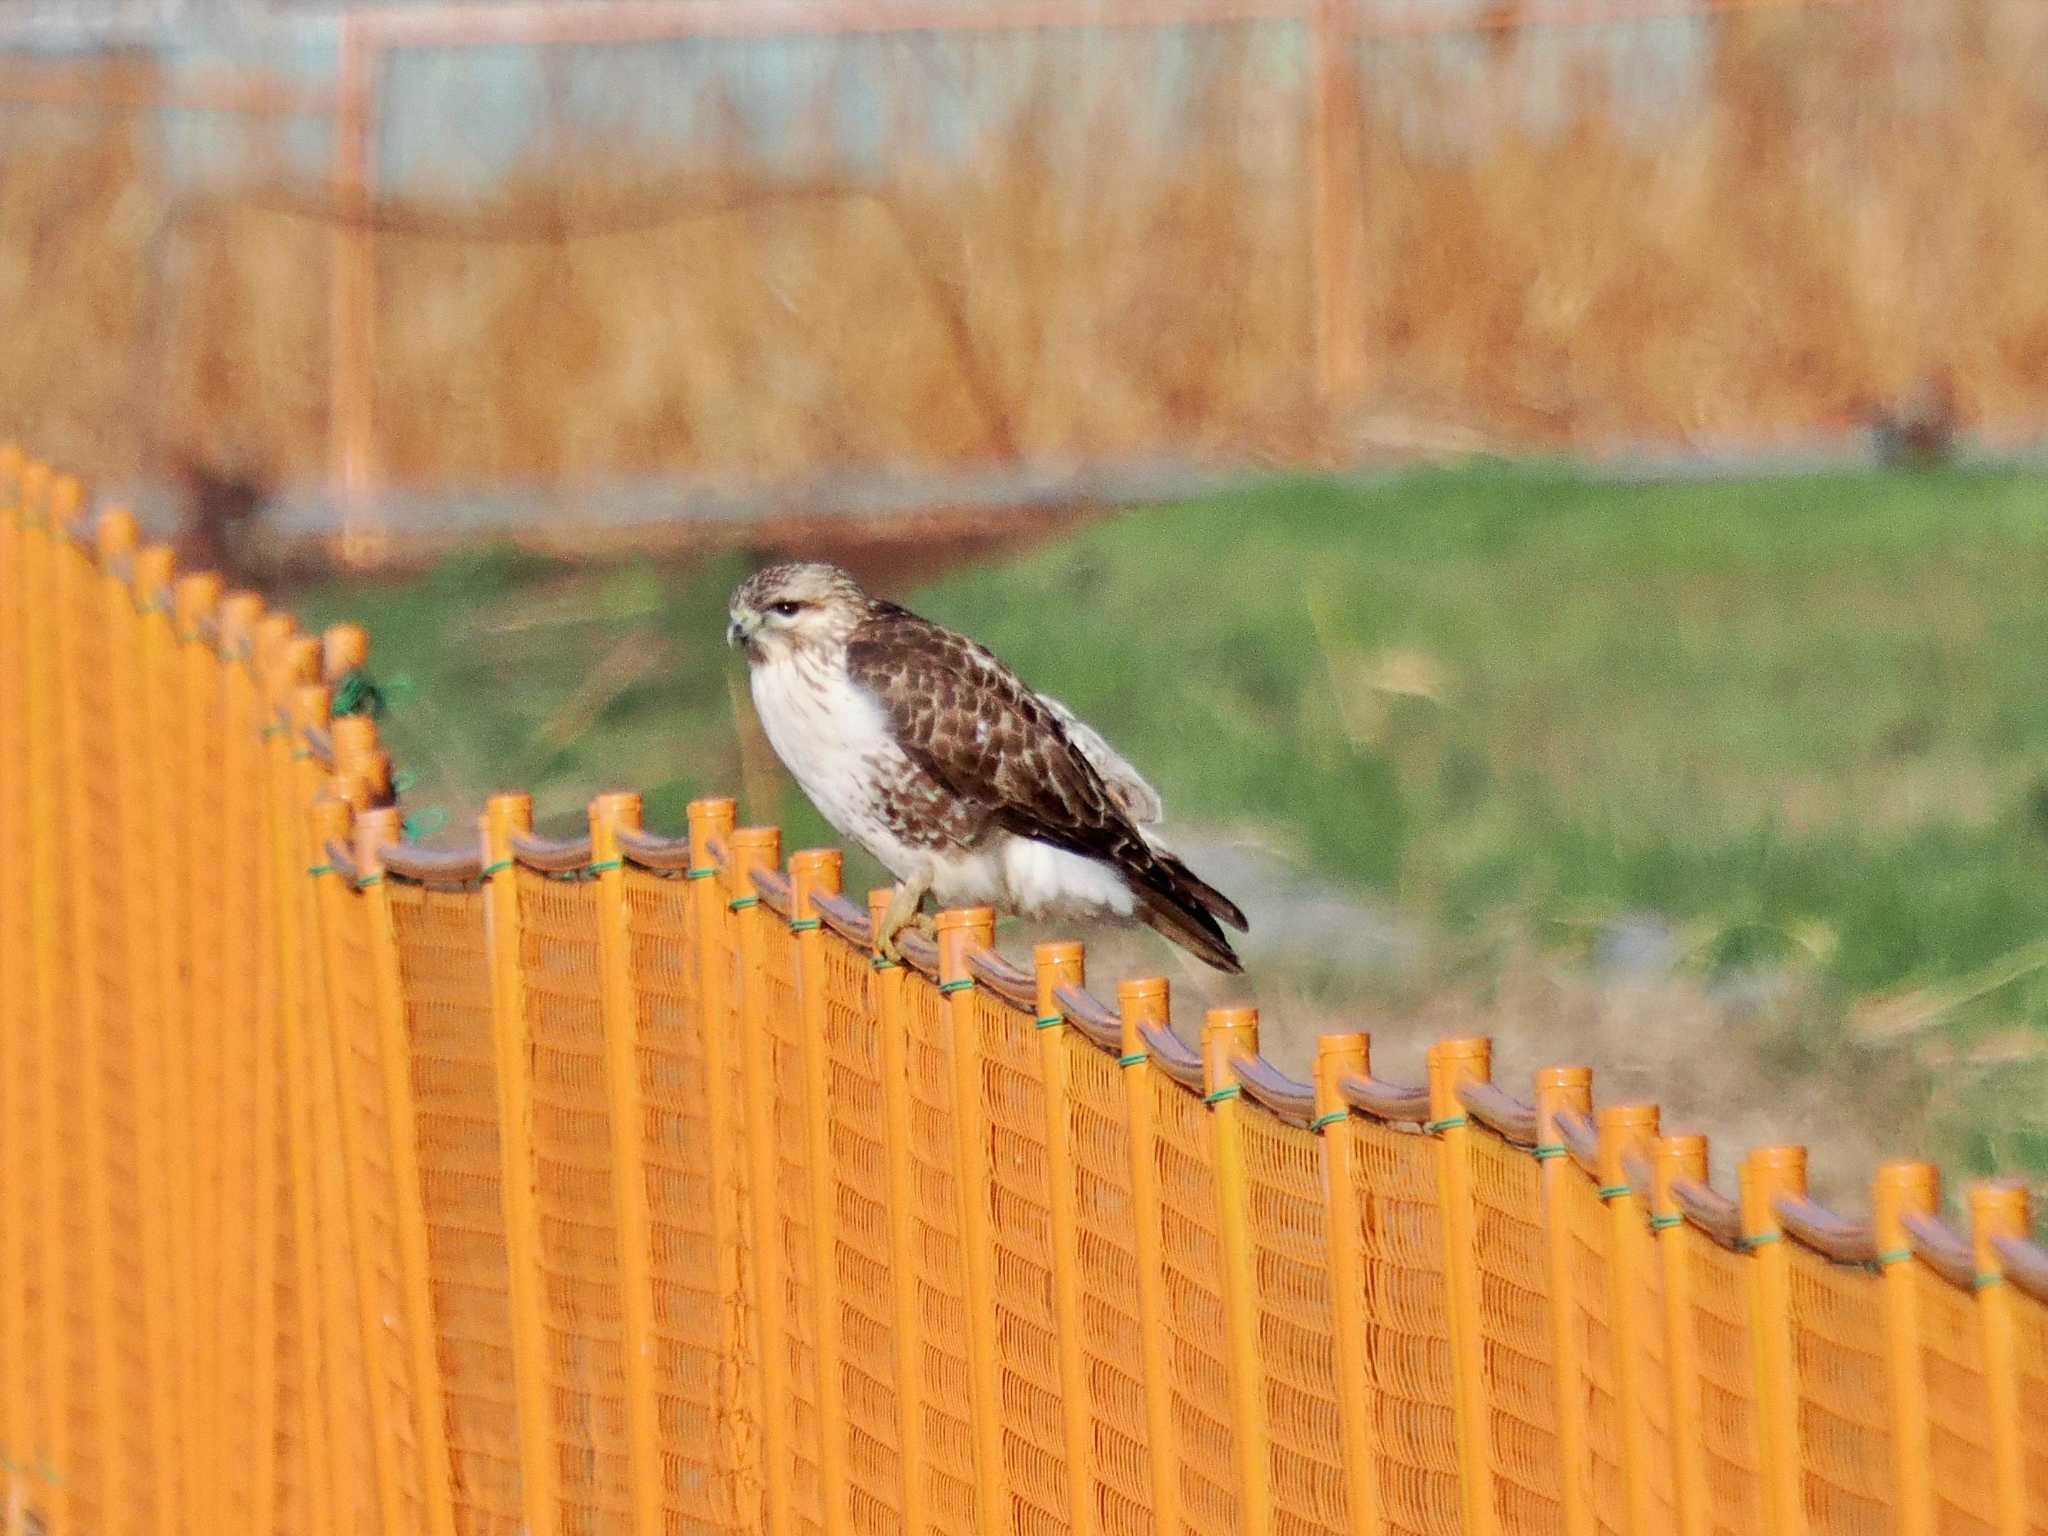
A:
[1202, 1008, 1258, 1094]
[173, 571, 223, 623]
[1312, 1033, 1367, 1119]
[95, 507, 139, 558]
[685, 797, 736, 864]
[790, 849, 843, 913]
[132, 544, 176, 596]
[1116, 976, 1169, 1053]
[1739, 1143, 1808, 1235]
[866, 888, 895, 949]
[1872, 1160, 1939, 1249]
[1967, 1181, 2031, 1261]
[321, 622, 370, 681]
[1031, 942, 1084, 1016]
[49, 472, 84, 524]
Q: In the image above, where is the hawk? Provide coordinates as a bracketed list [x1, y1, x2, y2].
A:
[727, 561, 1249, 972]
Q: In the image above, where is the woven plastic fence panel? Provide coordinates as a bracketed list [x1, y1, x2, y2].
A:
[388, 879, 524, 1536]
[1560, 1168, 1628, 1535]
[1916, 1264, 1998, 1535]
[1239, 1110, 1347, 1536]
[513, 868, 635, 1535]
[1786, 1245, 1893, 1532]
[1150, 1069, 1240, 1536]
[755, 917, 825, 1536]
[816, 934, 906, 1536]
[1680, 1230, 1764, 1535]
[2013, 1284, 2048, 1535]
[1465, 1132, 1565, 1536]
[329, 879, 432, 1532]
[1348, 1119, 1460, 1536]
[1063, 1037, 1156, 1533]
[971, 989, 1072, 1536]
[901, 973, 982, 1535]
[624, 867, 745, 1533]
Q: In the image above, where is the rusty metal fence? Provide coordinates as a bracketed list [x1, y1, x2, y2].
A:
[2, 443, 2046, 1536]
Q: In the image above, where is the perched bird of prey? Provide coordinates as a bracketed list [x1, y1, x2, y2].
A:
[727, 561, 1249, 972]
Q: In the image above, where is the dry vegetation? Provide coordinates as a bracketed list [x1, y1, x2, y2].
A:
[3, 2, 2047, 491]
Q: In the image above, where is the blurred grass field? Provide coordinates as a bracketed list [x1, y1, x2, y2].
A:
[293, 463, 2048, 1203]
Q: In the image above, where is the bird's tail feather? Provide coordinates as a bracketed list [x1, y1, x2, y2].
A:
[1126, 849, 1247, 973]
[1153, 848, 1249, 933]
[1135, 888, 1245, 974]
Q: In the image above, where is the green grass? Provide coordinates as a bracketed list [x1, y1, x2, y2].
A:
[291, 463, 2048, 1190]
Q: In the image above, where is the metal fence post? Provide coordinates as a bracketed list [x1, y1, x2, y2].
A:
[728, 825, 790, 1536]
[23, 462, 75, 1536]
[866, 886, 929, 1536]
[1738, 1145, 1807, 1536]
[1311, 1032, 1383, 1536]
[683, 795, 750, 1524]
[591, 792, 668, 1536]
[124, 542, 192, 1536]
[1031, 939, 1097, 1536]
[1594, 1103, 1661, 1536]
[1429, 1036, 1498, 1536]
[1650, 1134, 1710, 1536]
[1118, 975, 1182, 1536]
[789, 848, 852, 1536]
[1967, 1181, 2031, 1536]
[1203, 1007, 1274, 1536]
[266, 643, 335, 1536]
[1873, 1160, 1938, 1536]
[1535, 1065, 1596, 1536]
[935, 905, 1008, 1534]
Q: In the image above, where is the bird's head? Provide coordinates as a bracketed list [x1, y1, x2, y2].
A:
[727, 561, 870, 663]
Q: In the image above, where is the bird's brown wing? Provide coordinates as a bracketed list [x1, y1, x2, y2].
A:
[845, 605, 1247, 971]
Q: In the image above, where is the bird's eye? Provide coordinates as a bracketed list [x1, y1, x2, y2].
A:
[769, 600, 803, 618]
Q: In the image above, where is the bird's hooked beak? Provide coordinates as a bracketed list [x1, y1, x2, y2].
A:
[726, 607, 759, 651]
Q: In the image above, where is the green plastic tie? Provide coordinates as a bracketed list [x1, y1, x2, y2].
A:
[306, 862, 333, 878]
[1598, 1183, 1633, 1202]
[1737, 1231, 1782, 1251]
[1532, 1143, 1568, 1161]
[479, 859, 512, 879]
[1310, 1110, 1348, 1132]
[1424, 1115, 1468, 1135]
[1649, 1213, 1684, 1230]
[1873, 1247, 1913, 1267]
[402, 807, 448, 841]
[939, 978, 974, 994]
[1973, 1272, 2004, 1291]
[728, 895, 758, 912]
[1204, 1084, 1241, 1105]
[686, 866, 717, 880]
[1034, 1013, 1063, 1030]
[789, 917, 822, 932]
[870, 956, 901, 971]
[1118, 1051, 1148, 1068]
[357, 873, 384, 889]
[585, 858, 622, 874]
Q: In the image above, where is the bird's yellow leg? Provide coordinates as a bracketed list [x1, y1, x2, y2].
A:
[874, 867, 933, 963]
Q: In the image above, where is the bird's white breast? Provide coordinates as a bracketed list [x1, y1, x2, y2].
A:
[748, 649, 931, 880]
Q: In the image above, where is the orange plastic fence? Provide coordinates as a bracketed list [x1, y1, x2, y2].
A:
[2, 448, 2046, 1536]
